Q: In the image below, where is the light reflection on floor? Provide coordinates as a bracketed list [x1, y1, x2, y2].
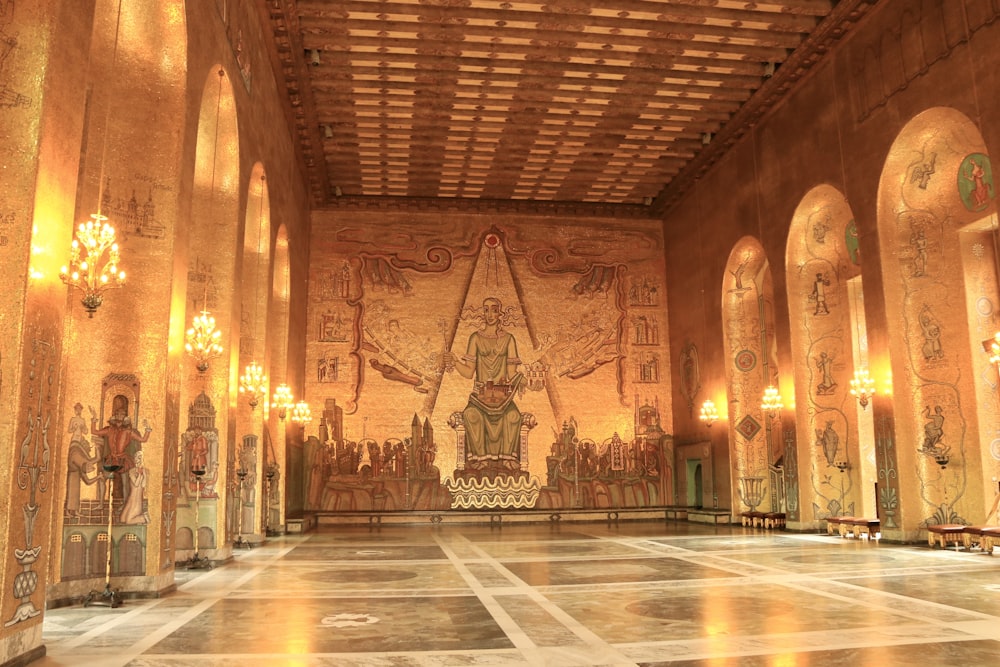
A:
[36, 521, 1000, 666]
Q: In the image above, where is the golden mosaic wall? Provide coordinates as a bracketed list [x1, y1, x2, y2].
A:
[303, 211, 673, 511]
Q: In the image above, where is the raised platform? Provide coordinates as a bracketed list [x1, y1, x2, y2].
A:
[300, 506, 694, 527]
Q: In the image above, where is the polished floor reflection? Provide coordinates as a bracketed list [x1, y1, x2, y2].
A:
[36, 521, 1000, 666]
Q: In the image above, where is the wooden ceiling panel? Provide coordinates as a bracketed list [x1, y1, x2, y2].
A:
[262, 0, 876, 214]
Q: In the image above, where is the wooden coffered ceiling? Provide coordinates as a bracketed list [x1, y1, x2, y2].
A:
[263, 0, 876, 216]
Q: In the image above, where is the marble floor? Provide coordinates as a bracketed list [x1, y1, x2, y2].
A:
[35, 521, 1000, 666]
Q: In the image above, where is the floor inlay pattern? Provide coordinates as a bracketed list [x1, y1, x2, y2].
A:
[35, 522, 1000, 666]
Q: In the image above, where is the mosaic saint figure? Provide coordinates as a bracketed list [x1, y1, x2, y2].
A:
[90, 397, 152, 470]
[921, 405, 945, 453]
[120, 450, 148, 524]
[65, 403, 99, 517]
[919, 306, 943, 360]
[815, 352, 836, 395]
[810, 272, 831, 315]
[445, 297, 524, 470]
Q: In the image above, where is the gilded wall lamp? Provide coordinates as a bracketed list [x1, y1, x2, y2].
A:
[760, 385, 783, 421]
[849, 367, 876, 409]
[60, 1, 126, 317]
[848, 282, 875, 409]
[271, 384, 294, 420]
[289, 401, 312, 428]
[699, 399, 719, 427]
[988, 331, 1000, 368]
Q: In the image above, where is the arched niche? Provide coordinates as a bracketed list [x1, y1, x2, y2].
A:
[231, 162, 270, 541]
[721, 237, 783, 515]
[265, 223, 290, 533]
[785, 185, 872, 527]
[56, 0, 187, 585]
[876, 106, 999, 536]
[174, 65, 240, 560]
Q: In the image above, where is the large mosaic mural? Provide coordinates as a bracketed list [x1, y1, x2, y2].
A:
[302, 219, 672, 511]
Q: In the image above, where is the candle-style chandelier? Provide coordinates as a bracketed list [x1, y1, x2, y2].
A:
[289, 401, 312, 426]
[239, 360, 267, 410]
[60, 214, 126, 316]
[988, 331, 1000, 367]
[760, 385, 783, 419]
[185, 308, 223, 373]
[698, 399, 719, 427]
[849, 367, 876, 409]
[271, 383, 294, 420]
[60, 2, 126, 318]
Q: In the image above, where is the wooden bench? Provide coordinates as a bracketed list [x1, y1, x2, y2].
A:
[763, 512, 786, 529]
[980, 527, 1000, 555]
[927, 524, 966, 549]
[844, 517, 880, 540]
[741, 511, 765, 527]
[826, 515, 856, 536]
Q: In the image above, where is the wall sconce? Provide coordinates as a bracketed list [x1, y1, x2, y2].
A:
[184, 308, 222, 373]
[760, 385, 783, 420]
[307, 48, 321, 66]
[699, 399, 719, 427]
[271, 383, 294, 420]
[59, 214, 126, 317]
[934, 451, 950, 469]
[834, 460, 850, 473]
[987, 332, 1000, 367]
[290, 401, 312, 426]
[238, 361, 267, 409]
[849, 367, 876, 409]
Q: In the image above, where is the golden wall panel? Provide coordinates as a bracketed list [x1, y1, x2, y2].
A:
[304, 211, 671, 511]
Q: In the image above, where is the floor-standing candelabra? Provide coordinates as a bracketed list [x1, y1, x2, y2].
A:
[233, 468, 252, 549]
[264, 465, 277, 537]
[184, 468, 212, 569]
[85, 461, 122, 608]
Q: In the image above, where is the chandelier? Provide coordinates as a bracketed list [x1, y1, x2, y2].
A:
[849, 367, 876, 409]
[184, 309, 223, 373]
[760, 385, 783, 420]
[698, 399, 719, 427]
[59, 214, 126, 317]
[238, 361, 267, 409]
[271, 384, 294, 420]
[61, 2, 126, 318]
[989, 331, 1000, 366]
[289, 401, 312, 426]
